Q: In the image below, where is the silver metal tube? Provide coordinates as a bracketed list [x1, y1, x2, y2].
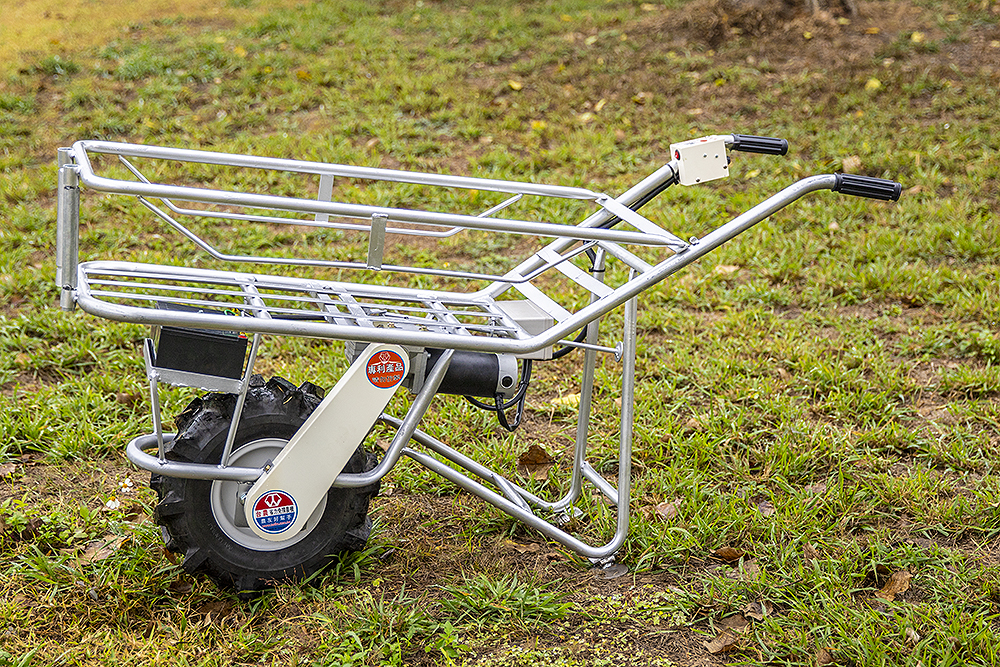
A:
[402, 448, 624, 559]
[395, 420, 550, 508]
[142, 340, 165, 461]
[492, 473, 533, 512]
[119, 156, 521, 241]
[126, 433, 262, 481]
[480, 161, 679, 299]
[76, 140, 601, 200]
[593, 242, 653, 273]
[75, 171, 829, 357]
[552, 339, 618, 356]
[549, 248, 607, 513]
[219, 334, 262, 467]
[137, 195, 598, 284]
[611, 290, 639, 551]
[488, 174, 840, 348]
[581, 462, 620, 504]
[366, 213, 388, 270]
[56, 153, 80, 311]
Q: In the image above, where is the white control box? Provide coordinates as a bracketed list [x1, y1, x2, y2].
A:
[669, 136, 729, 186]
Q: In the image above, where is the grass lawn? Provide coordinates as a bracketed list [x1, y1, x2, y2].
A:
[2, 0, 999, 665]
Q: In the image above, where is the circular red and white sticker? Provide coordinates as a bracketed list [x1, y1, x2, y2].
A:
[366, 349, 405, 389]
[252, 490, 298, 534]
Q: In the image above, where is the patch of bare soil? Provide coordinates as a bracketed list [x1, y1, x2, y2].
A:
[479, 0, 999, 154]
[663, 0, 998, 133]
[657, 0, 999, 75]
[371, 493, 732, 666]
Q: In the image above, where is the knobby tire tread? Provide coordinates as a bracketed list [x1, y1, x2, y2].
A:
[150, 376, 379, 595]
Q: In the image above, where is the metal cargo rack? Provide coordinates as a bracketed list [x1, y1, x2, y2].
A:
[55, 136, 901, 584]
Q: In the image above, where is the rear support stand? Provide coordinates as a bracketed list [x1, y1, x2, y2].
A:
[369, 285, 638, 560]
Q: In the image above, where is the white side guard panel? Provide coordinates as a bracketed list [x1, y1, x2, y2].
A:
[243, 344, 408, 541]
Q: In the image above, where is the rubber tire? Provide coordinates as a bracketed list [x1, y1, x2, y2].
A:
[150, 375, 379, 595]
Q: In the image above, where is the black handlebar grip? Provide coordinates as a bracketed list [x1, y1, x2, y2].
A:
[832, 173, 903, 201]
[730, 134, 789, 155]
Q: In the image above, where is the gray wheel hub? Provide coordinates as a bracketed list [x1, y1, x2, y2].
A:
[210, 437, 327, 551]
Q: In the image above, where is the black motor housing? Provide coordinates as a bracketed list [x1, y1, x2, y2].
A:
[425, 348, 518, 399]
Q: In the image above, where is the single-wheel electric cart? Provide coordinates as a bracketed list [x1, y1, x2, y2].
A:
[54, 134, 901, 593]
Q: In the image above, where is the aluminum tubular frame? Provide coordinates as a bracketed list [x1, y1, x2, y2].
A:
[56, 137, 885, 562]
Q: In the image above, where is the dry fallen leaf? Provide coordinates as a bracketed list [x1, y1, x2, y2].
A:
[654, 500, 679, 521]
[712, 546, 745, 563]
[756, 499, 776, 517]
[79, 535, 128, 564]
[805, 481, 828, 495]
[713, 264, 740, 277]
[875, 570, 912, 601]
[506, 540, 541, 554]
[704, 629, 740, 654]
[816, 647, 836, 666]
[550, 393, 580, 410]
[169, 577, 193, 594]
[720, 614, 750, 632]
[196, 599, 234, 621]
[115, 392, 143, 407]
[0, 463, 16, 477]
[905, 627, 921, 645]
[743, 600, 774, 621]
[517, 444, 555, 481]
[804, 542, 820, 561]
